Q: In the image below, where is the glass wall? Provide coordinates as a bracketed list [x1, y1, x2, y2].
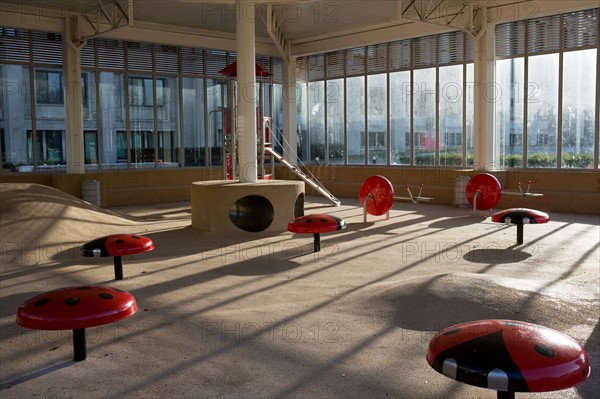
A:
[296, 83, 308, 163]
[413, 68, 436, 166]
[561, 49, 597, 168]
[326, 79, 344, 164]
[299, 31, 475, 167]
[527, 54, 559, 168]
[367, 74, 387, 165]
[206, 79, 224, 167]
[182, 77, 205, 167]
[495, 8, 599, 169]
[1, 9, 597, 173]
[346, 76, 365, 164]
[389, 71, 411, 165]
[439, 65, 463, 166]
[293, 7, 598, 169]
[307, 81, 325, 164]
[0, 28, 281, 172]
[496, 58, 525, 168]
[1, 64, 33, 171]
[465, 63, 474, 166]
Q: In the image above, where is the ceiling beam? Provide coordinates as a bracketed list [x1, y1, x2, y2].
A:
[265, 3, 290, 62]
[80, 0, 134, 43]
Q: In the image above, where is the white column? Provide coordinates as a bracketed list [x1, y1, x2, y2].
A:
[236, 1, 257, 182]
[472, 24, 496, 170]
[282, 56, 297, 162]
[63, 16, 85, 174]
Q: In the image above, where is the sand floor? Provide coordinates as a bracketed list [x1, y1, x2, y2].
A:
[0, 183, 598, 398]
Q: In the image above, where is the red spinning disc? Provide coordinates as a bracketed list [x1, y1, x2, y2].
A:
[359, 176, 395, 216]
[466, 173, 502, 210]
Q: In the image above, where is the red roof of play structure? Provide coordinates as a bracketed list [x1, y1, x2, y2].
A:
[218, 61, 272, 77]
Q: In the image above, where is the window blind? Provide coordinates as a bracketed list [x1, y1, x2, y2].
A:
[32, 31, 62, 65]
[256, 54, 272, 80]
[307, 54, 324, 81]
[563, 8, 598, 49]
[413, 35, 437, 68]
[155, 45, 179, 74]
[271, 57, 282, 84]
[97, 39, 125, 70]
[205, 49, 228, 77]
[346, 46, 365, 76]
[497, 7, 598, 57]
[326, 50, 345, 79]
[366, 43, 388, 73]
[181, 47, 204, 75]
[80, 39, 95, 68]
[296, 57, 308, 82]
[389, 39, 411, 71]
[0, 29, 31, 62]
[439, 31, 464, 65]
[126, 41, 153, 72]
[496, 20, 526, 57]
[465, 34, 474, 63]
[527, 14, 561, 54]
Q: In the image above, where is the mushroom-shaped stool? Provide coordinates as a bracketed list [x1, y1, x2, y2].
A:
[16, 286, 138, 361]
[359, 175, 395, 222]
[288, 214, 346, 252]
[427, 319, 590, 399]
[81, 234, 154, 280]
[466, 173, 502, 215]
[492, 208, 550, 245]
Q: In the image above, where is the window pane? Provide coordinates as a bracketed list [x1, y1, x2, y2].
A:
[527, 53, 559, 168]
[82, 71, 98, 168]
[413, 68, 436, 166]
[206, 79, 223, 166]
[466, 63, 474, 166]
[84, 131, 98, 165]
[308, 81, 325, 164]
[496, 58, 524, 168]
[390, 71, 411, 165]
[156, 75, 179, 166]
[326, 79, 344, 164]
[34, 67, 66, 170]
[272, 84, 284, 156]
[346, 76, 365, 165]
[1, 65, 33, 171]
[368, 74, 387, 165]
[183, 77, 205, 166]
[296, 83, 308, 163]
[439, 65, 463, 166]
[129, 75, 155, 166]
[100, 71, 126, 168]
[561, 49, 596, 168]
[35, 69, 63, 104]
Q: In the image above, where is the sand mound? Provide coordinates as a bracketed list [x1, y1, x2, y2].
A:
[342, 273, 597, 332]
[0, 183, 140, 249]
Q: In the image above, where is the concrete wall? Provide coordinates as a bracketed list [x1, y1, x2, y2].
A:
[2, 166, 599, 214]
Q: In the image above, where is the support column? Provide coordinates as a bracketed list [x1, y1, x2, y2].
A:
[472, 24, 496, 170]
[236, 1, 257, 182]
[282, 56, 297, 162]
[63, 16, 85, 174]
